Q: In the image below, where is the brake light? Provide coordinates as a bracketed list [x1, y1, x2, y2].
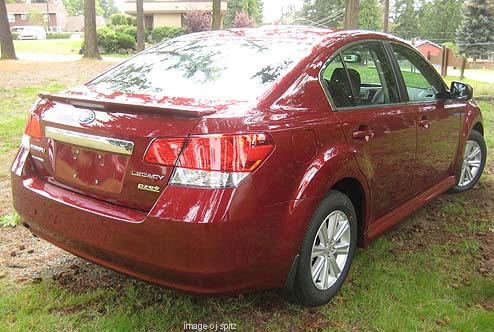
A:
[24, 112, 41, 139]
[170, 133, 274, 188]
[144, 138, 185, 166]
[178, 134, 273, 172]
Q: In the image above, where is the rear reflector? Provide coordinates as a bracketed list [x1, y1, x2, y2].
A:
[144, 138, 186, 166]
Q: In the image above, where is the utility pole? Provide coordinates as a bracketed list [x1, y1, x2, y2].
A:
[212, 0, 221, 30]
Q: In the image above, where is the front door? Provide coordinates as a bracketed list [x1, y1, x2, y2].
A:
[389, 43, 461, 194]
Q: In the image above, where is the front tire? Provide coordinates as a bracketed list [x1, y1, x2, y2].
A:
[449, 130, 486, 193]
[294, 190, 357, 306]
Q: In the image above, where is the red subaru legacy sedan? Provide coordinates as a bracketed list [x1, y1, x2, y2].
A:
[11, 26, 486, 306]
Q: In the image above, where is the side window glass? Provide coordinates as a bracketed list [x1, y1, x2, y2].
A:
[391, 44, 445, 102]
[342, 43, 399, 106]
[322, 55, 355, 108]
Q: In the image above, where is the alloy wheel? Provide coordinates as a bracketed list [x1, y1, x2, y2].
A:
[311, 210, 351, 290]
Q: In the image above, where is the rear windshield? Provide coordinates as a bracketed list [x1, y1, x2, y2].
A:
[87, 35, 315, 101]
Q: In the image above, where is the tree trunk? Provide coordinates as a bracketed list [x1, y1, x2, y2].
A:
[136, 0, 145, 52]
[212, 0, 222, 30]
[344, 0, 359, 29]
[83, 0, 102, 59]
[0, 0, 17, 59]
[383, 0, 389, 33]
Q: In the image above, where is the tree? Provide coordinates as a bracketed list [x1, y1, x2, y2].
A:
[63, 0, 103, 16]
[83, 0, 102, 59]
[418, 0, 462, 43]
[457, 0, 494, 60]
[392, 0, 419, 39]
[383, 0, 389, 32]
[136, 0, 144, 52]
[100, 0, 118, 18]
[212, 0, 221, 29]
[359, 0, 381, 30]
[344, 0, 359, 28]
[224, 0, 262, 28]
[297, 0, 346, 27]
[233, 11, 255, 27]
[0, 0, 16, 59]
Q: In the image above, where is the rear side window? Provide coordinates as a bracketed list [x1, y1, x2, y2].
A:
[391, 44, 446, 102]
[322, 42, 399, 109]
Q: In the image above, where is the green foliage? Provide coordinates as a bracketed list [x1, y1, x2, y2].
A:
[62, 0, 104, 16]
[296, 0, 346, 28]
[11, 32, 19, 40]
[358, 0, 382, 30]
[224, 0, 263, 28]
[418, 0, 463, 43]
[46, 32, 72, 40]
[150, 26, 185, 43]
[109, 13, 136, 26]
[100, 0, 119, 18]
[97, 26, 136, 53]
[392, 0, 419, 39]
[0, 212, 20, 228]
[457, 0, 494, 60]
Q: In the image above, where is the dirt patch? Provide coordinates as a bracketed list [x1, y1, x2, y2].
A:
[0, 60, 113, 90]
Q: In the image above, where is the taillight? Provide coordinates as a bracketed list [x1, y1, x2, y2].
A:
[144, 138, 185, 166]
[24, 112, 42, 139]
[145, 133, 274, 188]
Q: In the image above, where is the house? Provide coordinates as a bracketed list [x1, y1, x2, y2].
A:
[413, 39, 442, 58]
[124, 0, 228, 29]
[6, 2, 68, 32]
[65, 16, 106, 33]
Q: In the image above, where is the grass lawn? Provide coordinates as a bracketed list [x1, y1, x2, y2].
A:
[13, 39, 83, 55]
[0, 61, 493, 331]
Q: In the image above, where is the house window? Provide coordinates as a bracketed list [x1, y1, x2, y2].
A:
[43, 14, 48, 22]
[21, 14, 27, 20]
[8, 14, 15, 23]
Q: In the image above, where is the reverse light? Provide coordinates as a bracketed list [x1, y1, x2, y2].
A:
[169, 133, 274, 188]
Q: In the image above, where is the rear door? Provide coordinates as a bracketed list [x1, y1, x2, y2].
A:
[389, 43, 461, 194]
[322, 41, 419, 221]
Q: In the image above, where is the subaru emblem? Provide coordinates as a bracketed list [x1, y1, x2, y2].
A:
[79, 110, 96, 124]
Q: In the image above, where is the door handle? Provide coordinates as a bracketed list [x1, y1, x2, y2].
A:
[352, 128, 374, 141]
[418, 116, 431, 129]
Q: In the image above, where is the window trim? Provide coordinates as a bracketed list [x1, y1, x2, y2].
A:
[8, 14, 15, 23]
[318, 39, 403, 112]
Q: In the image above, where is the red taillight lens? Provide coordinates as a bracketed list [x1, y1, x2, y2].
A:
[178, 134, 274, 172]
[144, 137, 185, 166]
[24, 112, 41, 139]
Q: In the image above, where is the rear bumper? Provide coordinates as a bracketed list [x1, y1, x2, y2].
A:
[11, 148, 317, 295]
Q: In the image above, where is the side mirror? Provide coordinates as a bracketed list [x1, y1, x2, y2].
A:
[450, 81, 473, 100]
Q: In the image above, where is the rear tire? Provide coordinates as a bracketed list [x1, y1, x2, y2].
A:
[449, 130, 486, 194]
[294, 190, 357, 307]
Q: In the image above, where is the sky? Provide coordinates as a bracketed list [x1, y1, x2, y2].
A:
[263, 0, 304, 23]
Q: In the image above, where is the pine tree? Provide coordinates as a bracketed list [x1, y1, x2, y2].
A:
[359, 0, 382, 31]
[392, 0, 419, 39]
[417, 0, 462, 43]
[456, 0, 494, 60]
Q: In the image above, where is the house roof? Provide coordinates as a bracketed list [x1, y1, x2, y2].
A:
[415, 40, 441, 49]
[6, 2, 63, 14]
[65, 16, 106, 31]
